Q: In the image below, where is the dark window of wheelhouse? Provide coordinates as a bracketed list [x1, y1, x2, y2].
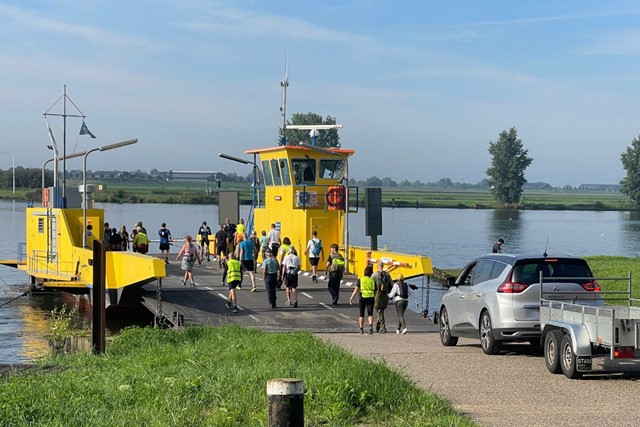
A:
[279, 159, 291, 185]
[291, 159, 316, 185]
[270, 159, 282, 186]
[262, 160, 273, 186]
[319, 159, 345, 180]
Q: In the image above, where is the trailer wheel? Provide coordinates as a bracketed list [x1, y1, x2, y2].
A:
[480, 311, 502, 355]
[560, 335, 583, 379]
[439, 307, 458, 347]
[544, 330, 563, 374]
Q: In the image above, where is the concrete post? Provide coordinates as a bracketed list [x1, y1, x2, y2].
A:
[267, 379, 304, 427]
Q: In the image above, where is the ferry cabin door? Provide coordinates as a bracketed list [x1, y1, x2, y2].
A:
[310, 217, 331, 266]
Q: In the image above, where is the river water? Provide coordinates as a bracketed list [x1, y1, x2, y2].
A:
[2, 200, 640, 362]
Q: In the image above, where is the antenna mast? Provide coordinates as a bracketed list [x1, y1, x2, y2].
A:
[279, 54, 289, 145]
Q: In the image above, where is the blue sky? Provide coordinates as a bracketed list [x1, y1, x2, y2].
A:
[1, 0, 639, 186]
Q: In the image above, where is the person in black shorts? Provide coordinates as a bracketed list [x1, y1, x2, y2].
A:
[197, 221, 212, 260]
[214, 225, 228, 267]
[349, 265, 376, 334]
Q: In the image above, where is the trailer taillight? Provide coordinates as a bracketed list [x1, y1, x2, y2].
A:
[581, 281, 601, 292]
[614, 347, 635, 359]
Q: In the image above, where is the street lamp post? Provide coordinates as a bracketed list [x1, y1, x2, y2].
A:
[42, 151, 88, 192]
[82, 139, 138, 248]
[0, 152, 15, 194]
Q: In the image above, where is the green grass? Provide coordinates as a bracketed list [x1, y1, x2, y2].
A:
[584, 256, 640, 301]
[0, 326, 473, 427]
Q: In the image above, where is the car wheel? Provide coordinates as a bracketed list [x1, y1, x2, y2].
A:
[544, 330, 563, 374]
[560, 335, 582, 379]
[439, 307, 458, 347]
[479, 311, 502, 355]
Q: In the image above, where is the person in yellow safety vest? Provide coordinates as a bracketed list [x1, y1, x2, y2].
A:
[349, 265, 376, 334]
[225, 254, 242, 313]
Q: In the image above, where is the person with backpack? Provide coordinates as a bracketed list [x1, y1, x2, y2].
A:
[372, 260, 394, 333]
[133, 227, 149, 254]
[304, 230, 323, 283]
[282, 246, 301, 307]
[387, 274, 417, 334]
[324, 243, 345, 305]
[158, 223, 173, 264]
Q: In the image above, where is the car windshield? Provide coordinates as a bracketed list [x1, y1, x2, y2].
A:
[511, 259, 592, 285]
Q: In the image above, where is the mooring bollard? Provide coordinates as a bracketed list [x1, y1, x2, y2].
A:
[267, 378, 304, 427]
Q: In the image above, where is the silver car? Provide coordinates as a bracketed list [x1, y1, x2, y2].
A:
[439, 254, 602, 354]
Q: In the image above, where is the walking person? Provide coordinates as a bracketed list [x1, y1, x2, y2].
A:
[225, 253, 241, 313]
[492, 238, 504, 253]
[176, 235, 201, 286]
[267, 223, 281, 252]
[223, 218, 237, 257]
[262, 249, 279, 308]
[372, 260, 393, 333]
[239, 232, 257, 292]
[103, 222, 112, 250]
[259, 230, 269, 262]
[387, 274, 416, 334]
[197, 221, 212, 261]
[158, 223, 173, 264]
[133, 227, 149, 254]
[304, 230, 323, 283]
[324, 243, 345, 305]
[214, 225, 227, 266]
[349, 265, 376, 334]
[282, 246, 301, 307]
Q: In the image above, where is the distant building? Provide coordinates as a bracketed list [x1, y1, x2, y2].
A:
[577, 184, 621, 192]
[170, 171, 219, 181]
[523, 181, 553, 190]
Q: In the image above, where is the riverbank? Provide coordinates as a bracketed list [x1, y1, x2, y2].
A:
[0, 185, 634, 210]
[0, 326, 473, 426]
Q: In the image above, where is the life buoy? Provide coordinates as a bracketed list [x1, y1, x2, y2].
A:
[326, 186, 345, 210]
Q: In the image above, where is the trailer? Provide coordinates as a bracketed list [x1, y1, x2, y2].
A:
[539, 273, 640, 379]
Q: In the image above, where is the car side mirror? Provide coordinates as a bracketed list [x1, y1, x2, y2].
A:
[445, 276, 457, 288]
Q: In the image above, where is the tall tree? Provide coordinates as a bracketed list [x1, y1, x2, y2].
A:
[486, 127, 533, 206]
[278, 112, 341, 148]
[620, 135, 640, 207]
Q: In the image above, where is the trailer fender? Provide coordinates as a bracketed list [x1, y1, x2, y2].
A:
[543, 321, 592, 357]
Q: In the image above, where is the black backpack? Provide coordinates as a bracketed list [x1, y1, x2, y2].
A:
[400, 282, 409, 299]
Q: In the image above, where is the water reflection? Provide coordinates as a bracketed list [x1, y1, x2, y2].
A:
[489, 209, 522, 252]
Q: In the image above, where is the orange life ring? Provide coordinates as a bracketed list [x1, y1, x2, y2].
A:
[326, 186, 346, 210]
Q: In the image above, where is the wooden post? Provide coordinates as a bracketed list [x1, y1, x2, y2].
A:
[92, 240, 106, 354]
[267, 379, 304, 427]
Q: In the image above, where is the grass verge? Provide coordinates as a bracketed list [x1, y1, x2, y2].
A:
[0, 325, 473, 427]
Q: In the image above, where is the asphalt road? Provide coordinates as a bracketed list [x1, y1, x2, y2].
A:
[319, 332, 640, 426]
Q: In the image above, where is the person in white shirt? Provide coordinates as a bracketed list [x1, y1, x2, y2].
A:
[304, 230, 323, 283]
[282, 246, 301, 307]
[267, 223, 281, 251]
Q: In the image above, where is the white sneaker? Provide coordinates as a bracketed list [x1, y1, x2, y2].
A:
[401, 328, 407, 335]
[395, 329, 400, 334]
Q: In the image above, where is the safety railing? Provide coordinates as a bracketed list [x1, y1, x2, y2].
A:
[28, 250, 79, 279]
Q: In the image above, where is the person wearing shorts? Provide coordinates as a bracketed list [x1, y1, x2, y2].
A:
[225, 254, 241, 313]
[197, 221, 212, 260]
[305, 230, 323, 283]
[239, 232, 256, 292]
[214, 225, 227, 267]
[349, 265, 375, 334]
[282, 246, 301, 307]
[158, 223, 172, 264]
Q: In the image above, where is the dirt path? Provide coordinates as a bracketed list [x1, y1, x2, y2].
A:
[318, 332, 640, 426]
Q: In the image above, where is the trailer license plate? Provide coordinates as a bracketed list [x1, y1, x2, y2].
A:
[577, 356, 592, 371]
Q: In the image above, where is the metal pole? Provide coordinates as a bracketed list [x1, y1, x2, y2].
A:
[62, 85, 67, 206]
[11, 154, 14, 194]
[344, 156, 350, 273]
[267, 379, 304, 427]
[83, 148, 100, 248]
[92, 239, 106, 354]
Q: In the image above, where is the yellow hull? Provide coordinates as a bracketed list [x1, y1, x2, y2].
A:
[9, 207, 166, 306]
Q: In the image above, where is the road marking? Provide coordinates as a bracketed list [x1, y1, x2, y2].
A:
[217, 293, 228, 300]
[301, 292, 313, 299]
[338, 313, 350, 320]
[344, 282, 353, 287]
[203, 287, 213, 291]
[249, 314, 259, 322]
[303, 272, 310, 276]
[319, 275, 327, 280]
[319, 302, 333, 310]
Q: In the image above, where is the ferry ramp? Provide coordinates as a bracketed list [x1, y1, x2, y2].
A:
[139, 256, 439, 334]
